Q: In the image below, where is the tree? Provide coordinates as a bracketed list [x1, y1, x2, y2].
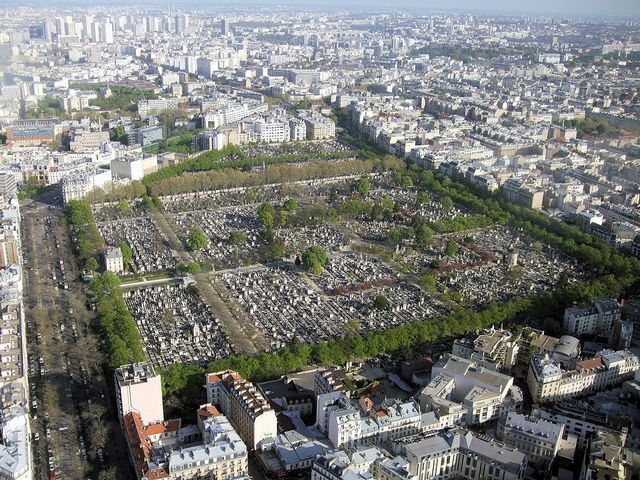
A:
[71, 335, 103, 371]
[302, 246, 329, 275]
[117, 199, 130, 212]
[257, 203, 275, 230]
[416, 191, 431, 206]
[353, 177, 371, 197]
[270, 238, 286, 260]
[228, 231, 247, 245]
[282, 198, 297, 212]
[157, 108, 189, 134]
[381, 195, 395, 214]
[119, 243, 133, 266]
[111, 125, 128, 145]
[187, 228, 209, 251]
[373, 294, 389, 311]
[176, 261, 201, 274]
[49, 134, 62, 152]
[415, 224, 434, 248]
[389, 227, 404, 244]
[441, 196, 454, 212]
[419, 274, 437, 292]
[152, 196, 163, 209]
[142, 195, 154, 210]
[444, 240, 458, 256]
[342, 318, 362, 337]
[86, 257, 100, 272]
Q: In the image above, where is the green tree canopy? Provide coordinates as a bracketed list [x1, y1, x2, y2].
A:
[353, 177, 371, 197]
[86, 257, 100, 272]
[117, 199, 130, 212]
[119, 242, 133, 266]
[419, 274, 437, 292]
[282, 198, 298, 212]
[441, 196, 454, 212]
[444, 239, 458, 256]
[373, 294, 389, 311]
[257, 203, 275, 230]
[177, 261, 202, 275]
[302, 246, 329, 275]
[187, 228, 209, 251]
[270, 238, 286, 260]
[229, 230, 247, 245]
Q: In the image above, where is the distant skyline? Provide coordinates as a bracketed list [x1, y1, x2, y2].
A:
[4, 0, 640, 17]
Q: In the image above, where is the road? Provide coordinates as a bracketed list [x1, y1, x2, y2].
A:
[22, 194, 133, 480]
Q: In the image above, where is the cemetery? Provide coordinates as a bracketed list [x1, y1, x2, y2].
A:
[97, 216, 177, 273]
[219, 252, 448, 350]
[89, 170, 587, 362]
[122, 281, 234, 368]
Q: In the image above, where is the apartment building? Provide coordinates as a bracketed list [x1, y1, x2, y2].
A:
[123, 406, 248, 480]
[0, 173, 16, 196]
[0, 402, 31, 480]
[311, 447, 384, 480]
[67, 129, 109, 152]
[138, 98, 180, 117]
[420, 354, 522, 426]
[60, 168, 112, 203]
[127, 125, 164, 147]
[580, 430, 630, 480]
[303, 116, 336, 140]
[312, 447, 416, 480]
[316, 392, 422, 449]
[289, 118, 307, 141]
[110, 155, 158, 181]
[502, 177, 544, 210]
[496, 412, 563, 469]
[534, 400, 629, 450]
[206, 370, 277, 449]
[314, 368, 349, 397]
[564, 298, 620, 338]
[115, 362, 164, 426]
[403, 428, 527, 480]
[452, 327, 513, 369]
[253, 118, 290, 143]
[528, 350, 640, 403]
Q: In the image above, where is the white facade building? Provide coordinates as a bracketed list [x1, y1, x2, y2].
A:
[60, 168, 112, 203]
[206, 370, 277, 449]
[563, 298, 620, 338]
[104, 247, 124, 273]
[115, 363, 164, 426]
[420, 354, 521, 426]
[110, 155, 158, 181]
[404, 428, 527, 480]
[496, 412, 563, 469]
[528, 349, 640, 403]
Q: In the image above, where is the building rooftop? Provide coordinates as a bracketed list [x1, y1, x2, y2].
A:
[405, 428, 526, 475]
[501, 412, 563, 441]
[115, 362, 158, 386]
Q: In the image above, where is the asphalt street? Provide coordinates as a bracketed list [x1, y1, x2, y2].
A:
[22, 191, 133, 480]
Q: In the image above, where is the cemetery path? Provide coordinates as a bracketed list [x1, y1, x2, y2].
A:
[196, 275, 271, 355]
[299, 273, 329, 300]
[150, 209, 193, 263]
[151, 209, 270, 356]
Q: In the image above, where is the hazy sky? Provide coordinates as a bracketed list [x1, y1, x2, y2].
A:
[9, 0, 640, 17]
[265, 0, 640, 17]
[393, 0, 640, 16]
